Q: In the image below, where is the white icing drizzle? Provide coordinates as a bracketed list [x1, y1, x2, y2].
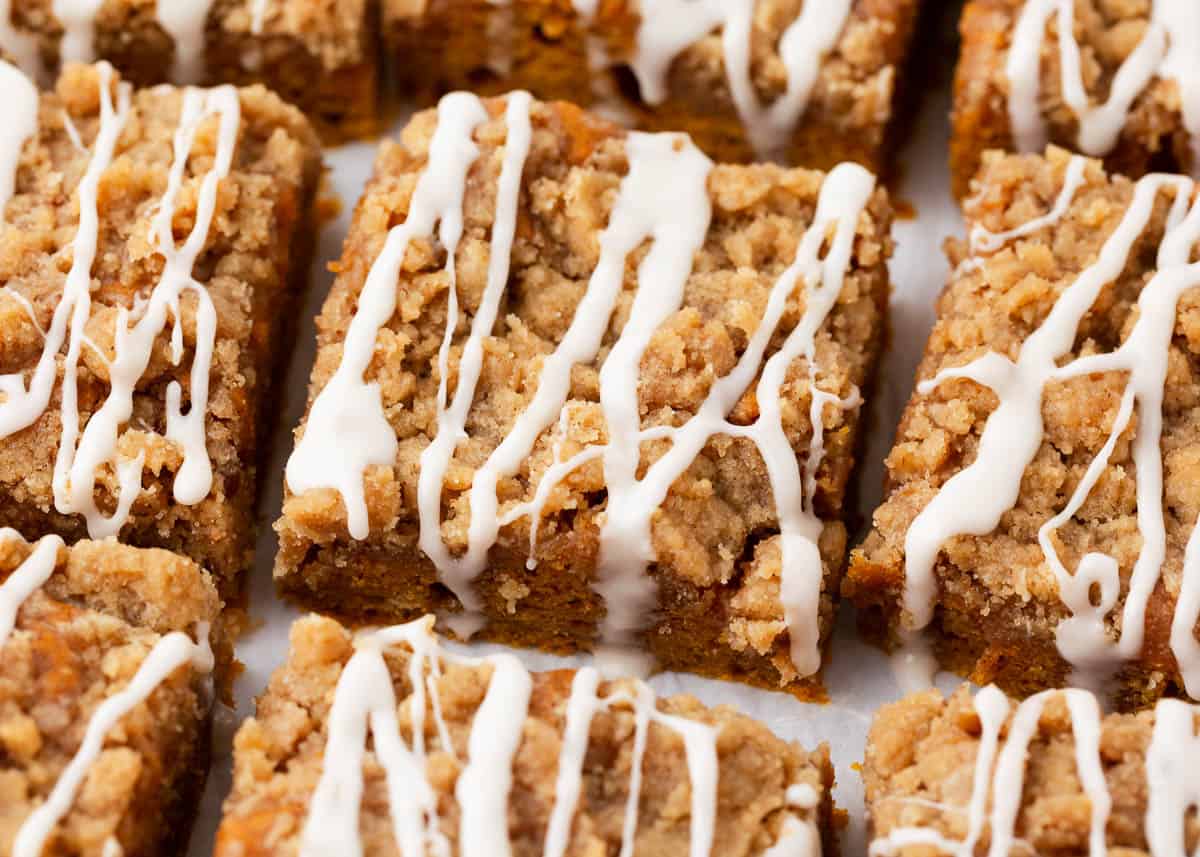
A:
[761, 784, 822, 857]
[242, 0, 271, 71]
[250, 0, 270, 34]
[2, 286, 44, 339]
[12, 622, 212, 857]
[0, 58, 38, 221]
[542, 667, 604, 857]
[575, 130, 715, 651]
[1006, 0, 1200, 174]
[286, 89, 875, 676]
[0, 527, 213, 857]
[156, 1, 217, 84]
[39, 0, 215, 83]
[60, 108, 85, 153]
[572, 31, 638, 127]
[455, 653, 532, 856]
[417, 91, 534, 625]
[594, 160, 873, 673]
[967, 154, 1088, 257]
[0, 530, 63, 648]
[56, 84, 239, 536]
[951, 154, 1088, 282]
[301, 618, 729, 857]
[888, 631, 938, 694]
[899, 159, 1200, 692]
[584, 154, 867, 673]
[971, 689, 1103, 857]
[563, 0, 853, 160]
[438, 129, 714, 643]
[868, 685, 1009, 857]
[287, 91, 489, 541]
[299, 622, 451, 857]
[50, 0, 104, 65]
[0, 65, 241, 540]
[1172, 517, 1200, 698]
[1145, 699, 1200, 857]
[871, 688, 1200, 857]
[0, 62, 136, 515]
[1159, 5, 1200, 175]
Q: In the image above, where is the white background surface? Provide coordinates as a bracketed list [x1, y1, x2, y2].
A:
[184, 60, 968, 857]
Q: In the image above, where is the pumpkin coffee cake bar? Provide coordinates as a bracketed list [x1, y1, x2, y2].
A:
[865, 685, 1200, 856]
[0, 0, 377, 140]
[215, 614, 834, 856]
[383, 0, 920, 172]
[275, 92, 892, 695]
[0, 531, 218, 857]
[951, 0, 1200, 198]
[847, 147, 1200, 707]
[0, 60, 320, 599]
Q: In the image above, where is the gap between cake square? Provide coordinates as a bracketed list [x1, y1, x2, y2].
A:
[0, 60, 322, 601]
[0, 0, 379, 142]
[214, 612, 835, 856]
[274, 92, 893, 697]
[846, 146, 1200, 709]
[0, 531, 219, 857]
[381, 0, 921, 175]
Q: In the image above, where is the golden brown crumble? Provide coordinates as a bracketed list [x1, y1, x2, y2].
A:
[0, 536, 219, 857]
[274, 96, 891, 695]
[951, 0, 1196, 198]
[6, 1, 377, 140]
[215, 614, 835, 857]
[0, 63, 321, 598]
[865, 687, 1200, 856]
[382, 0, 919, 173]
[846, 147, 1200, 706]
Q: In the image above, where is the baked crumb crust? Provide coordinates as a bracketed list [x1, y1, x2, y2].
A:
[846, 147, 1200, 707]
[0, 63, 321, 599]
[274, 94, 892, 696]
[864, 686, 1200, 857]
[381, 0, 919, 174]
[215, 614, 836, 857]
[951, 0, 1197, 199]
[0, 535, 219, 857]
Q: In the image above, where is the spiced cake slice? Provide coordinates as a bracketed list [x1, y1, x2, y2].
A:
[0, 60, 321, 599]
[274, 92, 892, 696]
[847, 147, 1200, 707]
[865, 685, 1200, 857]
[0, 530, 219, 857]
[0, 0, 377, 141]
[951, 0, 1200, 199]
[382, 0, 921, 173]
[215, 613, 835, 856]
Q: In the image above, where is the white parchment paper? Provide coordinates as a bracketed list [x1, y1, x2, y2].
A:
[184, 75, 967, 856]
